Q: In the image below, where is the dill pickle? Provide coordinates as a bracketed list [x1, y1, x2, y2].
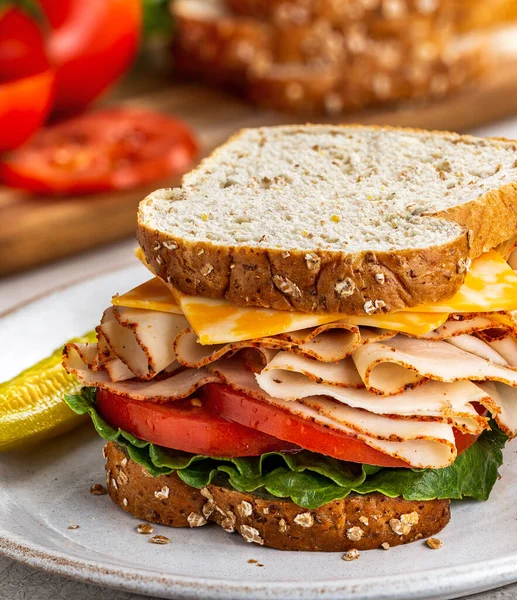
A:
[0, 331, 95, 451]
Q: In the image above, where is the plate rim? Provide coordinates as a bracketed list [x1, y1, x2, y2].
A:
[0, 259, 136, 320]
[1, 527, 517, 600]
[1, 263, 517, 600]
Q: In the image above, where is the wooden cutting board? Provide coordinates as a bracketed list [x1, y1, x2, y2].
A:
[2, 57, 517, 277]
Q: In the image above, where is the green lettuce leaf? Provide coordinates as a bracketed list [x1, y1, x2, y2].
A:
[357, 424, 508, 502]
[65, 388, 508, 509]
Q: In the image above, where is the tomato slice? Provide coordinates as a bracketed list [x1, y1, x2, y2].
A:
[39, 0, 141, 114]
[0, 71, 55, 153]
[0, 108, 198, 194]
[201, 384, 481, 468]
[95, 389, 298, 457]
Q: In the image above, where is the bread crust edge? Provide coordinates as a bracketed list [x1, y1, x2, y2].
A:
[137, 125, 517, 315]
[105, 442, 451, 551]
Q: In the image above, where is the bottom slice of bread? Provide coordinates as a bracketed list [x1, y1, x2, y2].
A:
[105, 442, 450, 551]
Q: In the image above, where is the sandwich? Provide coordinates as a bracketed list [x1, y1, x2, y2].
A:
[63, 125, 517, 552]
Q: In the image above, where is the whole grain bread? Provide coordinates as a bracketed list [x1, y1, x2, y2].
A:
[105, 442, 451, 551]
[175, 0, 452, 67]
[225, 0, 517, 32]
[137, 124, 517, 315]
[173, 0, 487, 116]
[245, 40, 485, 115]
[173, 0, 272, 88]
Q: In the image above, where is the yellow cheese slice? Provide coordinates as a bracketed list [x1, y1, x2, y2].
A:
[113, 275, 449, 343]
[170, 282, 451, 342]
[407, 250, 517, 314]
[344, 312, 449, 336]
[112, 278, 183, 315]
[177, 295, 342, 345]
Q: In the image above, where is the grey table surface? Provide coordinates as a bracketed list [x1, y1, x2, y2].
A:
[3, 118, 517, 600]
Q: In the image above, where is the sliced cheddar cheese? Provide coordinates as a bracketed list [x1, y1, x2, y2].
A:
[344, 312, 449, 336]
[175, 293, 452, 344]
[112, 278, 183, 315]
[172, 291, 344, 345]
[407, 250, 517, 313]
[113, 275, 449, 343]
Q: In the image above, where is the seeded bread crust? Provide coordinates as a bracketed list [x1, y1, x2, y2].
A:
[173, 3, 271, 88]
[225, 0, 517, 32]
[105, 442, 451, 551]
[224, 0, 452, 28]
[245, 47, 485, 116]
[174, 0, 452, 68]
[138, 207, 468, 314]
[137, 124, 517, 316]
[173, 0, 487, 116]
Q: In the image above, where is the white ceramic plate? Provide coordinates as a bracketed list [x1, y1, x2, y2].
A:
[1, 265, 517, 600]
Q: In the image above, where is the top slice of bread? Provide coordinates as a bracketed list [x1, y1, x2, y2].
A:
[137, 125, 517, 315]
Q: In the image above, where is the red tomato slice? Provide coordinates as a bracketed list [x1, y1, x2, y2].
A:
[0, 108, 198, 194]
[39, 0, 141, 114]
[0, 70, 55, 153]
[96, 389, 298, 458]
[201, 384, 481, 468]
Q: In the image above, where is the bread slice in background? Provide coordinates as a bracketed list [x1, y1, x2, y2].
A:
[137, 124, 517, 315]
[106, 442, 451, 551]
[225, 0, 517, 32]
[224, 0, 451, 28]
[245, 39, 485, 115]
[172, 0, 491, 115]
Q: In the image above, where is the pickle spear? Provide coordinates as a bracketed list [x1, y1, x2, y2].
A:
[0, 331, 95, 451]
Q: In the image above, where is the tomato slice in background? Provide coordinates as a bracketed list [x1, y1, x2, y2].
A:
[96, 389, 298, 457]
[39, 0, 141, 115]
[0, 108, 198, 194]
[0, 70, 55, 153]
[0, 8, 54, 152]
[201, 384, 481, 468]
